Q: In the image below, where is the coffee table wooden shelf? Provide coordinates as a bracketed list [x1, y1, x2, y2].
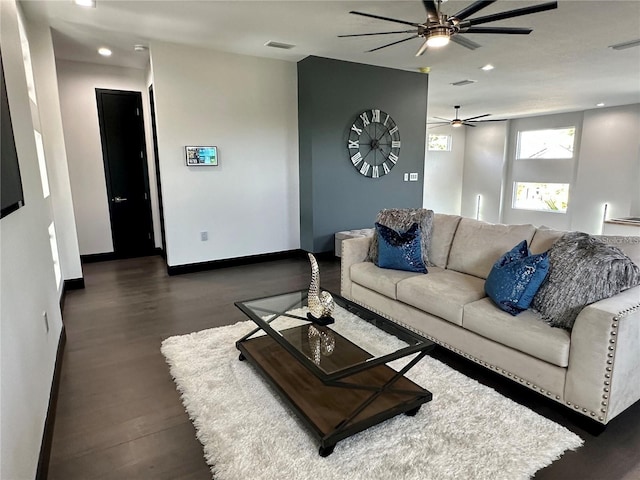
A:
[235, 290, 434, 456]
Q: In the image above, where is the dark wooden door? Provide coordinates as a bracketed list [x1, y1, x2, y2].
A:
[96, 89, 154, 258]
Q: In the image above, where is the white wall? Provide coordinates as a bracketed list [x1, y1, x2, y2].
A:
[461, 105, 640, 233]
[149, 41, 299, 267]
[25, 18, 83, 282]
[459, 105, 640, 232]
[423, 125, 465, 214]
[502, 112, 582, 230]
[460, 122, 509, 223]
[56, 60, 161, 255]
[1, 1, 64, 477]
[571, 104, 640, 233]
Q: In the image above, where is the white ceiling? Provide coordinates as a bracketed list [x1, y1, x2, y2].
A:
[20, 0, 640, 121]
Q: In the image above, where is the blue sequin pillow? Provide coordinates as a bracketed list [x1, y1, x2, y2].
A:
[485, 240, 550, 316]
[375, 222, 428, 274]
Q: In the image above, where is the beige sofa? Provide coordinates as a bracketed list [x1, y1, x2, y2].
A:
[340, 214, 640, 425]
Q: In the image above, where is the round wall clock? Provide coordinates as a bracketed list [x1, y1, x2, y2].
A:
[347, 109, 401, 178]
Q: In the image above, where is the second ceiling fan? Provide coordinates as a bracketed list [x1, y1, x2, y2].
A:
[428, 106, 506, 128]
[339, 0, 558, 56]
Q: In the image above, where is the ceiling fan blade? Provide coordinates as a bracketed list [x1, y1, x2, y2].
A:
[461, 26, 532, 34]
[427, 122, 451, 125]
[463, 114, 492, 121]
[350, 11, 419, 28]
[415, 40, 429, 57]
[422, 0, 439, 20]
[338, 30, 418, 38]
[367, 35, 418, 53]
[428, 124, 449, 129]
[451, 1, 497, 21]
[433, 116, 453, 122]
[450, 35, 482, 50]
[462, 123, 478, 127]
[470, 118, 508, 122]
[460, 1, 558, 28]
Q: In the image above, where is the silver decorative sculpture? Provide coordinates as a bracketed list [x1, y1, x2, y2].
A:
[308, 325, 336, 366]
[307, 253, 335, 325]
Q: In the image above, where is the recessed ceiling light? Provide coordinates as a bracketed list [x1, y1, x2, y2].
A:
[481, 64, 494, 71]
[73, 0, 96, 7]
[596, 102, 605, 107]
[134, 45, 148, 52]
[98, 47, 112, 57]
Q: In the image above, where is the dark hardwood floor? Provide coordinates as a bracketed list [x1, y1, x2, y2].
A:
[50, 255, 640, 479]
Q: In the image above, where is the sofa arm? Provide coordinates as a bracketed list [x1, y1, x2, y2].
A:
[340, 236, 372, 300]
[565, 286, 640, 423]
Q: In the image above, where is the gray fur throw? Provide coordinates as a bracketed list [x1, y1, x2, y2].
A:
[532, 231, 640, 330]
[368, 208, 434, 267]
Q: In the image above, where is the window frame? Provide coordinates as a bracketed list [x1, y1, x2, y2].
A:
[515, 126, 576, 160]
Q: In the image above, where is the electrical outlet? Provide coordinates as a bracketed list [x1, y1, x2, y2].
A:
[403, 173, 409, 182]
[200, 231, 208, 241]
[43, 311, 49, 333]
[409, 173, 419, 181]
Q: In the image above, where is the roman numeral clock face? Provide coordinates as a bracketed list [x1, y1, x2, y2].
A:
[348, 109, 401, 179]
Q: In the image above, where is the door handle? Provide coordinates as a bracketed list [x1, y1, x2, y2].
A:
[113, 196, 128, 203]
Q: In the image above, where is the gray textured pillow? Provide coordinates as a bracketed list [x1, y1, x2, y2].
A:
[368, 208, 434, 267]
[532, 231, 640, 330]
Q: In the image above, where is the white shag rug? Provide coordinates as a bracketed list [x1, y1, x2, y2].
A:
[161, 308, 582, 480]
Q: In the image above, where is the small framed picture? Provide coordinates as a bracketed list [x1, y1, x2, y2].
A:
[185, 146, 218, 166]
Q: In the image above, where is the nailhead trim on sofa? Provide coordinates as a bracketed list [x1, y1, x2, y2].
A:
[348, 297, 640, 423]
[598, 303, 640, 422]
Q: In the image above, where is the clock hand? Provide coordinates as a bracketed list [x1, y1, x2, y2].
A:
[374, 126, 391, 142]
[361, 148, 375, 163]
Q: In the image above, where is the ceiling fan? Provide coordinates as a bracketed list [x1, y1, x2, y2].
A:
[428, 105, 506, 128]
[339, 0, 558, 56]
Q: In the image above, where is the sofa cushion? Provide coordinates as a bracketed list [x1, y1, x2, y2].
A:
[376, 222, 427, 273]
[463, 298, 571, 367]
[351, 262, 426, 300]
[397, 270, 486, 326]
[484, 240, 550, 315]
[530, 226, 566, 254]
[428, 213, 462, 268]
[368, 209, 434, 267]
[447, 218, 537, 279]
[532, 231, 640, 330]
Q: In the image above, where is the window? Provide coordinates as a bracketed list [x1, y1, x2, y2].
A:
[48, 222, 62, 288]
[17, 12, 37, 104]
[34, 130, 50, 198]
[512, 182, 569, 213]
[516, 127, 575, 159]
[428, 134, 451, 151]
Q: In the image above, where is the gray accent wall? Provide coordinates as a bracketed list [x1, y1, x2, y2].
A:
[298, 56, 428, 253]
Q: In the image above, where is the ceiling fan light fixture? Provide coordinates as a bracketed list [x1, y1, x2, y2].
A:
[425, 27, 451, 48]
[451, 120, 464, 128]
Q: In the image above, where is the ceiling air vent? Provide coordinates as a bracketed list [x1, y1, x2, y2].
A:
[609, 39, 640, 50]
[450, 79, 477, 87]
[264, 41, 296, 50]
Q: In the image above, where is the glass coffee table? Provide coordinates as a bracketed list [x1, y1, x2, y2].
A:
[235, 289, 434, 456]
